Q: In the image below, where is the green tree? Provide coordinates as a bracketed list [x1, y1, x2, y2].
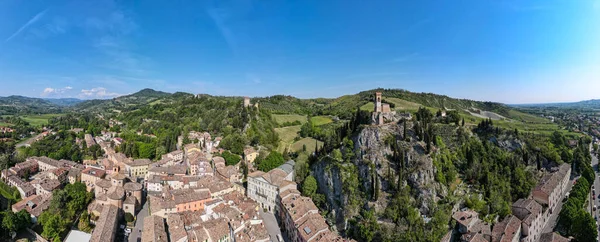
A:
[125, 213, 135, 223]
[222, 151, 241, 166]
[573, 209, 598, 242]
[302, 175, 318, 198]
[257, 151, 285, 172]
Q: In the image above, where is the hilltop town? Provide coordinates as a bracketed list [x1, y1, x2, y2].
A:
[0, 88, 599, 242]
[1, 96, 352, 242]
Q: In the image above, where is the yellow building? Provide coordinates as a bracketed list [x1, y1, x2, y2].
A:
[243, 147, 259, 163]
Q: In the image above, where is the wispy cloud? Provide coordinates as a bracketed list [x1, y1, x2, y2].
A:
[79, 87, 121, 99]
[207, 8, 237, 55]
[5, 9, 48, 42]
[85, 11, 148, 74]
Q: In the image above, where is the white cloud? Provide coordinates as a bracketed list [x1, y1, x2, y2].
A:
[79, 87, 121, 99]
[41, 86, 73, 97]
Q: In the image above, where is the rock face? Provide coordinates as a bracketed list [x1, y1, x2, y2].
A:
[312, 121, 444, 230]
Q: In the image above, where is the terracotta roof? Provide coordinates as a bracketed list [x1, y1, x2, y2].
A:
[534, 164, 570, 197]
[95, 179, 112, 188]
[461, 233, 489, 242]
[126, 159, 152, 167]
[123, 181, 143, 191]
[452, 209, 479, 228]
[167, 214, 188, 242]
[149, 165, 187, 175]
[539, 232, 569, 242]
[492, 215, 522, 242]
[107, 187, 125, 200]
[297, 213, 330, 242]
[142, 216, 168, 242]
[512, 199, 542, 226]
[90, 205, 119, 242]
[82, 167, 106, 178]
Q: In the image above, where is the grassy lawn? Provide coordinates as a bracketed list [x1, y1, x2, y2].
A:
[275, 125, 302, 152]
[291, 137, 324, 153]
[273, 114, 307, 125]
[0, 122, 12, 127]
[310, 116, 333, 126]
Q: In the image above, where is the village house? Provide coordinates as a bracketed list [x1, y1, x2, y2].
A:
[122, 159, 152, 178]
[142, 215, 168, 242]
[67, 167, 82, 184]
[31, 178, 61, 195]
[11, 193, 53, 223]
[217, 166, 241, 183]
[81, 167, 106, 192]
[532, 164, 571, 214]
[512, 199, 544, 242]
[278, 183, 343, 242]
[6, 175, 36, 198]
[48, 168, 68, 184]
[452, 209, 481, 234]
[9, 158, 39, 177]
[149, 188, 212, 218]
[247, 160, 295, 212]
[243, 147, 259, 164]
[491, 215, 522, 242]
[148, 165, 188, 177]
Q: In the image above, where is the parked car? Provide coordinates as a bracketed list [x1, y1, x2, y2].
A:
[594, 205, 597, 211]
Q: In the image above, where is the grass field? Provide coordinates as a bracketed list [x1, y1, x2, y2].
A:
[0, 122, 12, 127]
[2, 114, 64, 126]
[273, 114, 307, 125]
[291, 137, 324, 153]
[458, 112, 579, 137]
[310, 116, 333, 126]
[361, 97, 424, 112]
[506, 110, 551, 124]
[275, 125, 302, 152]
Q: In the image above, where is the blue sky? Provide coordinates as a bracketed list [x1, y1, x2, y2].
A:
[0, 0, 599, 103]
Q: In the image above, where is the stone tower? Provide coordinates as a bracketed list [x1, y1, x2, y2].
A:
[243, 97, 251, 107]
[374, 92, 382, 112]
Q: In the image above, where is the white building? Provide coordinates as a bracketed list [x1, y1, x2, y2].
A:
[247, 160, 295, 212]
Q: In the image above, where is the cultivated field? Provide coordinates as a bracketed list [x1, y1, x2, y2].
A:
[310, 116, 333, 126]
[273, 114, 307, 125]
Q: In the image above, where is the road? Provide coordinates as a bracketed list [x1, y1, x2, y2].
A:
[129, 198, 149, 242]
[589, 143, 600, 241]
[259, 210, 283, 241]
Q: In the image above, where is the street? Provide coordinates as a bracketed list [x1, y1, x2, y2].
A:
[129, 199, 149, 242]
[259, 210, 283, 241]
[589, 143, 600, 241]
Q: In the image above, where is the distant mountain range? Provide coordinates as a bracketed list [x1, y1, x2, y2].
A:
[3, 88, 599, 117]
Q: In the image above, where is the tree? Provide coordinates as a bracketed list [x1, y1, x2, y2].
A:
[573, 209, 598, 242]
[78, 211, 91, 233]
[302, 175, 318, 198]
[257, 151, 285, 172]
[222, 151, 241, 166]
[125, 213, 135, 223]
[2, 210, 30, 234]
